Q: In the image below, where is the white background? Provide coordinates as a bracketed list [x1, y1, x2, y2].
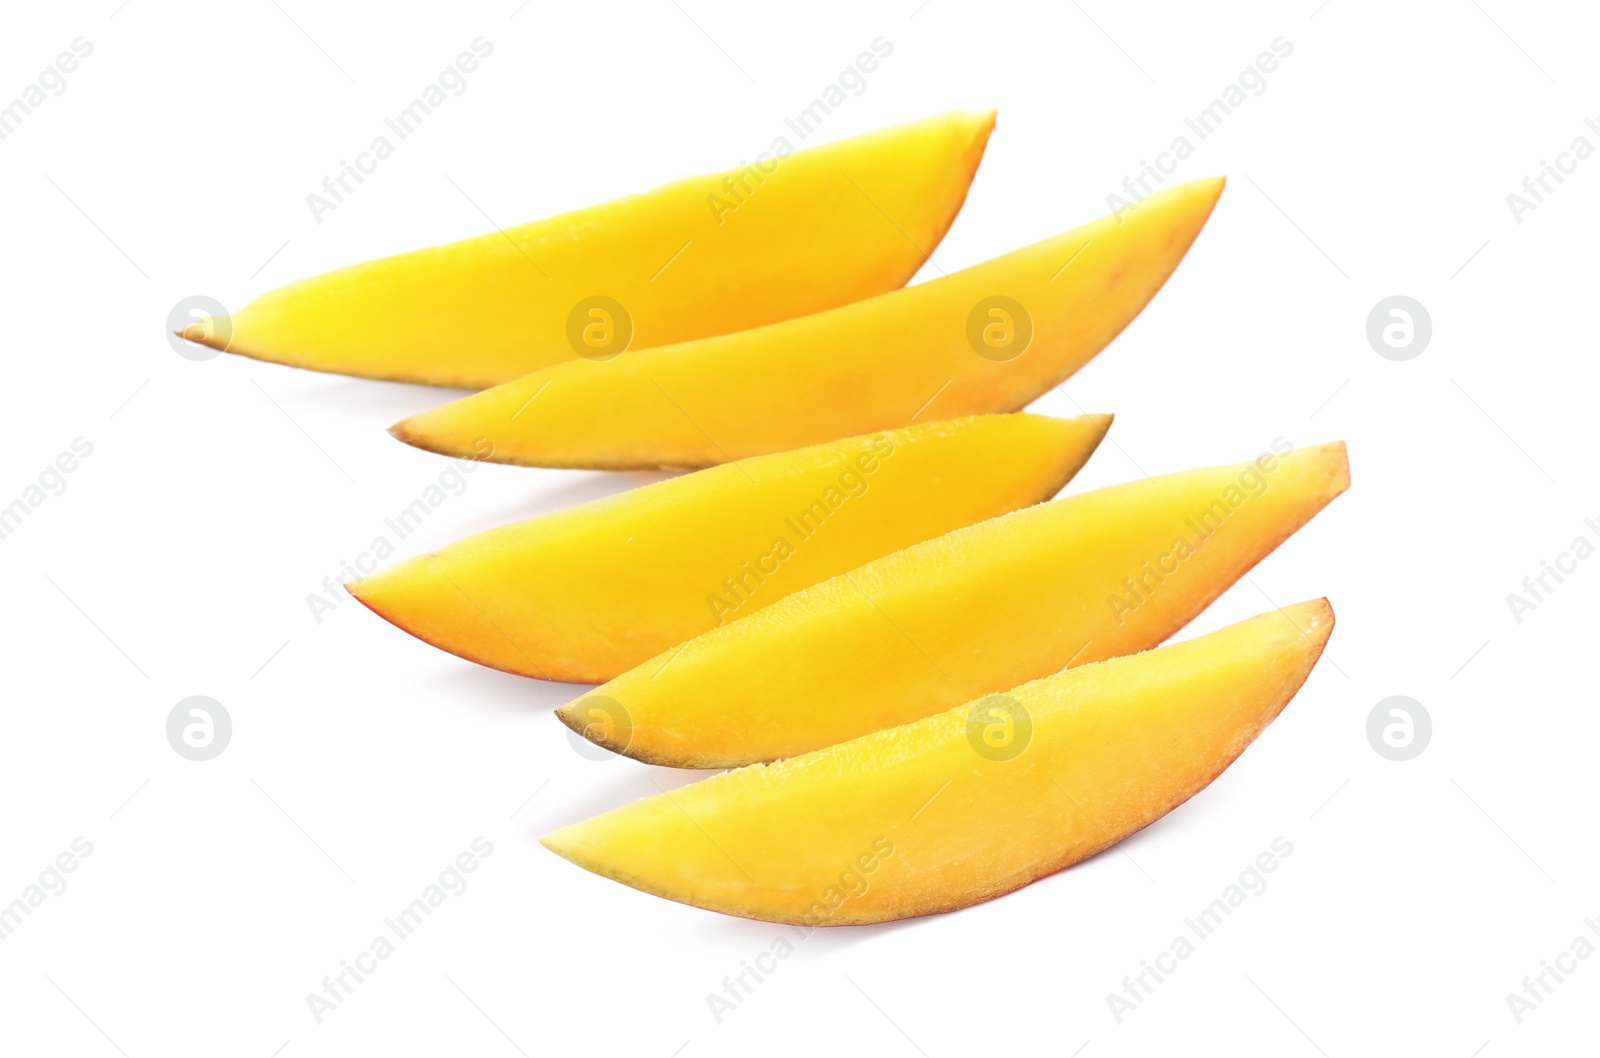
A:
[2, 1, 1595, 1054]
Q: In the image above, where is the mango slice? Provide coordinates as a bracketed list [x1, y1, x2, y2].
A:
[390, 177, 1224, 469]
[544, 599, 1334, 925]
[348, 413, 1109, 683]
[178, 111, 996, 388]
[566, 441, 1347, 767]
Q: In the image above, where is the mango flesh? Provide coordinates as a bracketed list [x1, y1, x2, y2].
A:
[178, 111, 996, 388]
[543, 600, 1334, 925]
[390, 177, 1226, 468]
[347, 413, 1110, 684]
[568, 441, 1348, 767]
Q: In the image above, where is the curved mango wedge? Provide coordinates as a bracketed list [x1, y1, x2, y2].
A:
[348, 413, 1110, 683]
[390, 177, 1224, 468]
[565, 441, 1347, 767]
[177, 110, 996, 388]
[544, 599, 1334, 925]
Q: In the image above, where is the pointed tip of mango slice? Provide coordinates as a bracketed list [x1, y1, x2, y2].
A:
[1289, 596, 1335, 635]
[1190, 174, 1226, 202]
[553, 698, 601, 741]
[175, 317, 226, 349]
[343, 574, 405, 633]
[1054, 412, 1114, 463]
[1327, 438, 1351, 488]
[1270, 597, 1336, 670]
[538, 811, 660, 895]
[341, 573, 444, 661]
[1146, 175, 1226, 222]
[539, 826, 593, 873]
[1305, 439, 1351, 496]
[538, 826, 581, 868]
[387, 413, 455, 458]
[943, 106, 996, 141]
[387, 417, 418, 445]
[553, 698, 626, 758]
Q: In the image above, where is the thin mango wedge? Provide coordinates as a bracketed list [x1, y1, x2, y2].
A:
[348, 413, 1110, 683]
[543, 599, 1334, 925]
[390, 177, 1225, 469]
[565, 441, 1347, 767]
[177, 111, 995, 388]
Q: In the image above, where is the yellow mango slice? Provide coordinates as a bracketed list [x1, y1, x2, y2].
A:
[566, 441, 1347, 767]
[390, 177, 1224, 469]
[348, 413, 1109, 683]
[178, 111, 996, 388]
[544, 599, 1334, 925]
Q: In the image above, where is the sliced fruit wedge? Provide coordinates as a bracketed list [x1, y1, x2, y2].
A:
[544, 599, 1334, 925]
[176, 110, 996, 388]
[348, 413, 1110, 683]
[390, 177, 1225, 468]
[565, 441, 1347, 767]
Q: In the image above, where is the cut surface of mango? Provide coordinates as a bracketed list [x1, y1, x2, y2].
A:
[179, 111, 996, 388]
[543, 600, 1334, 925]
[391, 178, 1225, 467]
[566, 441, 1347, 767]
[349, 413, 1109, 683]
